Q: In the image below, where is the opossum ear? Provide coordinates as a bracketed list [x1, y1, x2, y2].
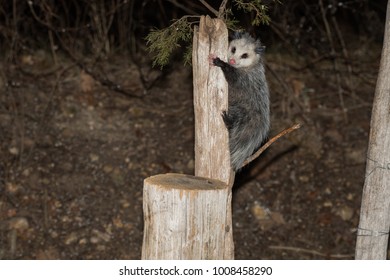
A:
[255, 45, 266, 54]
[230, 31, 244, 40]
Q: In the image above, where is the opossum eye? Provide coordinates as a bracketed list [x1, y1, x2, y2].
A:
[241, 53, 248, 59]
[231, 47, 236, 54]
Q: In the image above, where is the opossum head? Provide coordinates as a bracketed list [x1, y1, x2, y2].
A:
[228, 32, 265, 68]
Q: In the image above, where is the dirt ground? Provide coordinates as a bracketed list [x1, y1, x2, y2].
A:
[0, 35, 386, 259]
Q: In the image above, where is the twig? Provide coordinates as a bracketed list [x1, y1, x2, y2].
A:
[167, 0, 198, 15]
[59, 33, 143, 98]
[28, 1, 141, 98]
[48, 29, 58, 66]
[200, 0, 219, 17]
[218, 0, 229, 18]
[269, 245, 353, 259]
[44, 188, 49, 228]
[330, 4, 356, 99]
[265, 64, 310, 123]
[268, 21, 294, 49]
[10, 229, 16, 258]
[319, 0, 347, 122]
[241, 123, 301, 169]
[293, 54, 332, 71]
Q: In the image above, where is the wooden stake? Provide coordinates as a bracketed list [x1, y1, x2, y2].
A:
[355, 1, 390, 260]
[193, 15, 233, 186]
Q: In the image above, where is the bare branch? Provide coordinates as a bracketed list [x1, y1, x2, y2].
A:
[241, 123, 302, 169]
[199, 0, 218, 17]
[218, 0, 229, 18]
[167, 0, 198, 15]
[319, 0, 347, 121]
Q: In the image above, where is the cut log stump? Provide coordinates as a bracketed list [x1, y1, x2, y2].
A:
[141, 173, 233, 260]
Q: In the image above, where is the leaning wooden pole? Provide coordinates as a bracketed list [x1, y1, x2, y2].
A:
[142, 16, 234, 259]
[355, 0, 390, 260]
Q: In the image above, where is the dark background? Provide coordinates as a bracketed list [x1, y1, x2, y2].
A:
[0, 0, 388, 259]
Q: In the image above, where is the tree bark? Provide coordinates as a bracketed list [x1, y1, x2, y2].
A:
[355, 1, 390, 260]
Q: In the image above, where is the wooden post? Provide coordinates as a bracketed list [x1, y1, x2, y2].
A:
[193, 15, 234, 186]
[141, 16, 235, 260]
[141, 173, 233, 259]
[355, 1, 390, 260]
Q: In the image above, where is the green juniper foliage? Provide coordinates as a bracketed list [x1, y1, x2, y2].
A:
[146, 0, 278, 68]
[234, 0, 272, 26]
[146, 16, 194, 68]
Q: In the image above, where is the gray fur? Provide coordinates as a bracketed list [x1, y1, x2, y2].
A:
[211, 32, 270, 171]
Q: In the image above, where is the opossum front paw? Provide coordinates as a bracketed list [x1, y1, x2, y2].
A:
[222, 111, 233, 129]
[208, 54, 218, 66]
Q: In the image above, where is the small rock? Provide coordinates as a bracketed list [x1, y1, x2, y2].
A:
[5, 182, 21, 194]
[113, 216, 124, 228]
[90, 236, 100, 244]
[36, 247, 60, 260]
[336, 206, 354, 221]
[251, 202, 269, 220]
[187, 159, 194, 170]
[323, 201, 333, 207]
[299, 175, 310, 183]
[103, 165, 113, 173]
[50, 230, 59, 239]
[8, 217, 29, 231]
[64, 232, 78, 245]
[90, 153, 99, 162]
[91, 229, 111, 242]
[79, 238, 87, 245]
[9, 147, 19, 155]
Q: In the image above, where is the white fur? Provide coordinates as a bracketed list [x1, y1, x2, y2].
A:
[228, 38, 260, 68]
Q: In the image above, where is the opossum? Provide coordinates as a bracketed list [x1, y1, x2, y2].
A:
[209, 31, 270, 171]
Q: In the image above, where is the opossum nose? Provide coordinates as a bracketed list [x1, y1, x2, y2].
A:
[228, 58, 236, 65]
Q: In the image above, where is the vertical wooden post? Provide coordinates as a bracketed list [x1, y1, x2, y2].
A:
[193, 16, 234, 186]
[355, 1, 390, 260]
